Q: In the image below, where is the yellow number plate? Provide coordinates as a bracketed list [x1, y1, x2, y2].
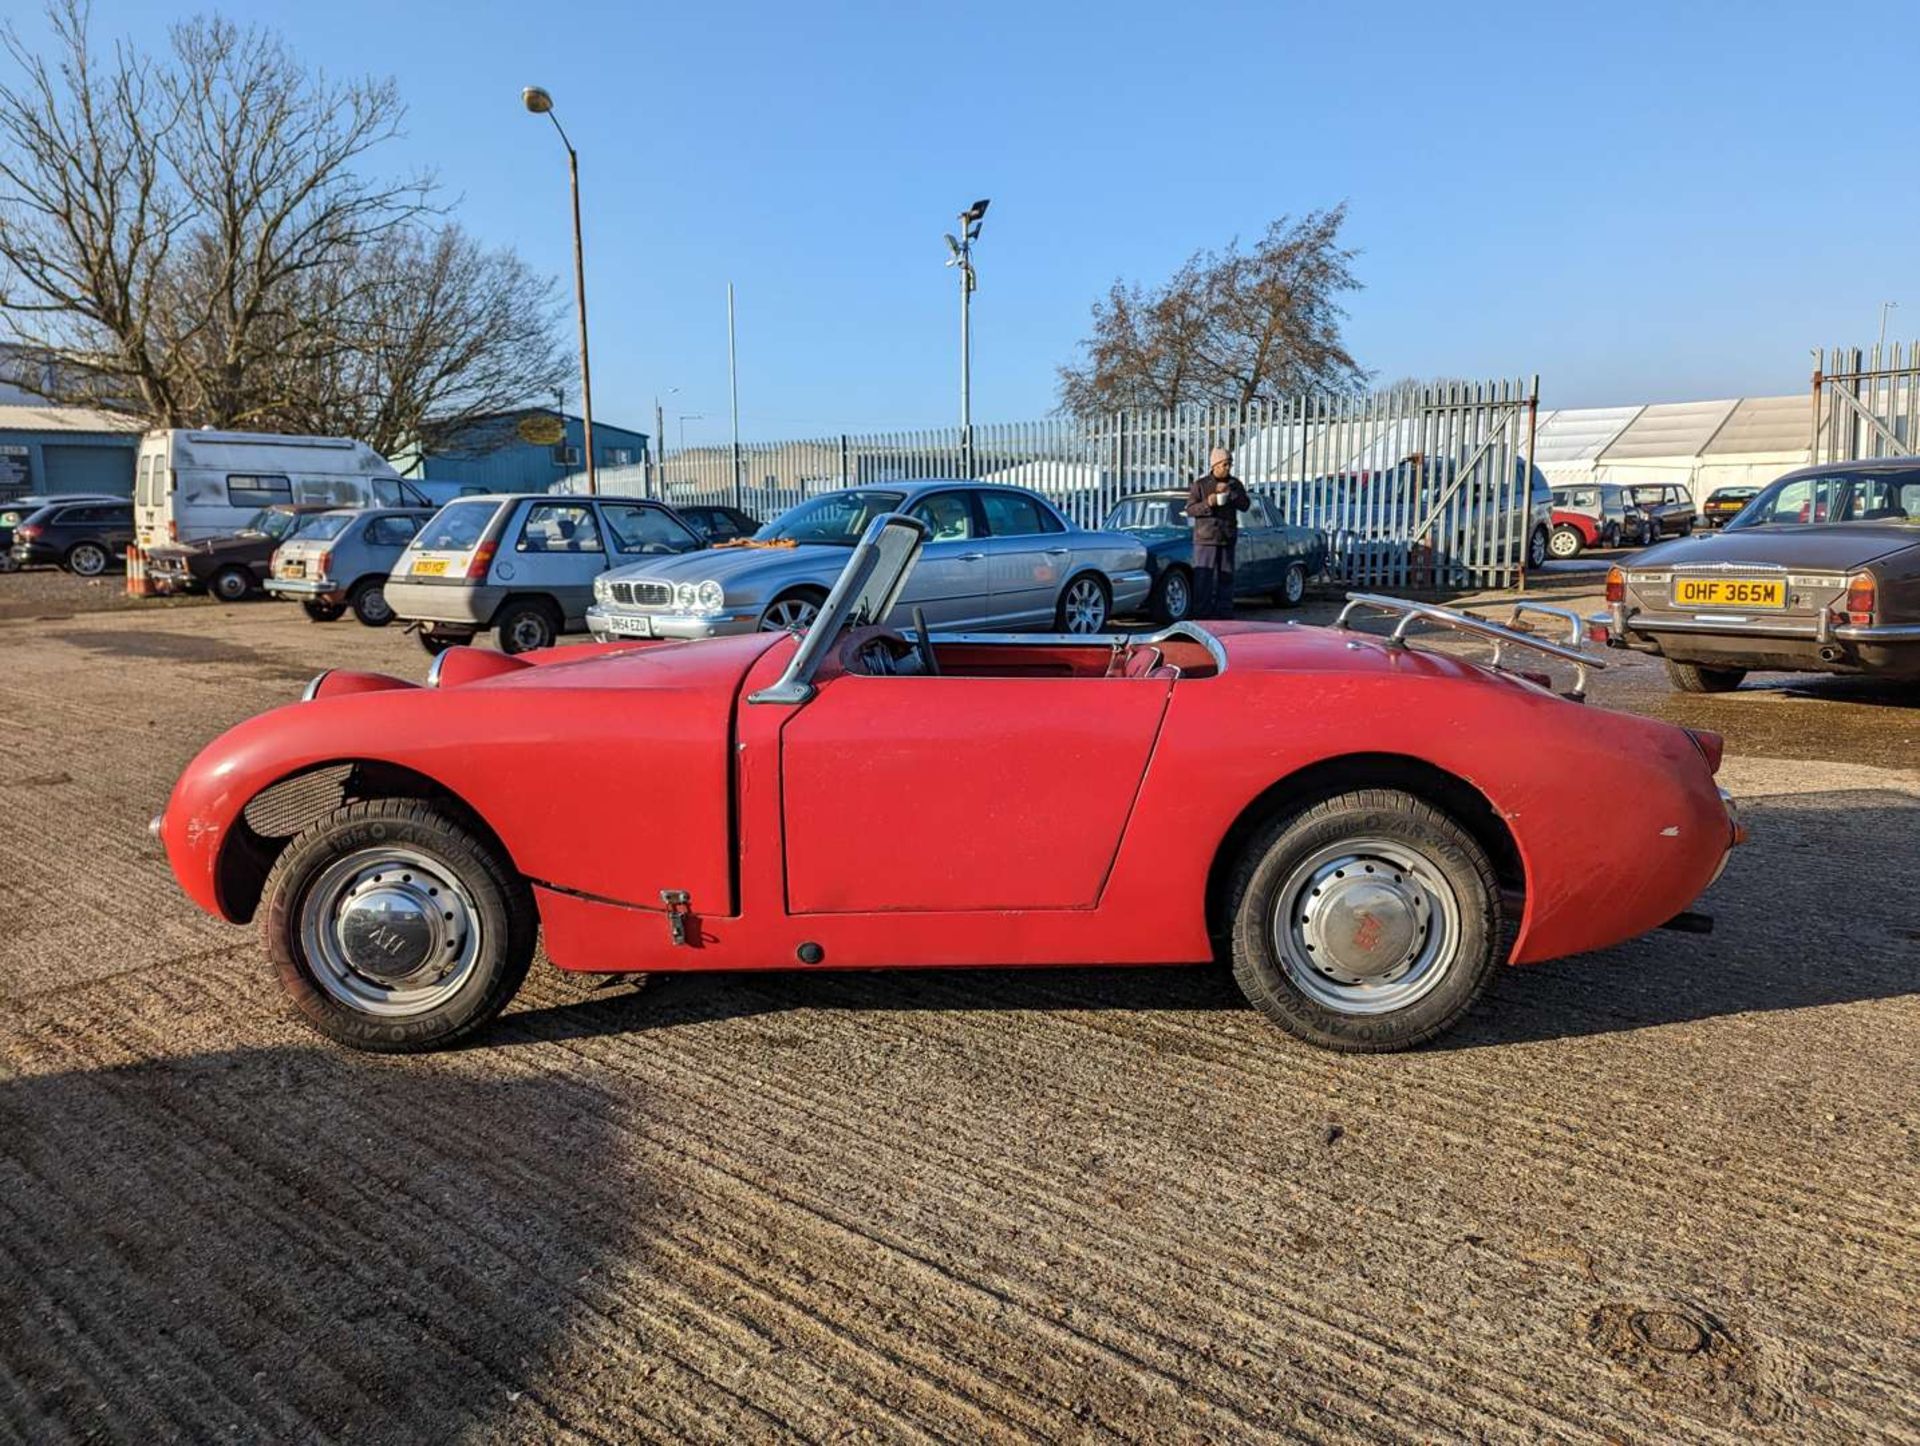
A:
[1673, 577, 1784, 610]
[411, 558, 449, 576]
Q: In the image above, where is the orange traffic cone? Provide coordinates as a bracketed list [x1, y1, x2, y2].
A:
[125, 544, 151, 598]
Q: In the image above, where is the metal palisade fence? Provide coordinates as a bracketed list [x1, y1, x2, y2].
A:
[577, 376, 1543, 590]
[1812, 343, 1919, 462]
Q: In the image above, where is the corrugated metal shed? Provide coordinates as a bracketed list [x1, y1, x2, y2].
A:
[1598, 399, 1740, 462]
[1700, 394, 1809, 456]
[0, 405, 143, 434]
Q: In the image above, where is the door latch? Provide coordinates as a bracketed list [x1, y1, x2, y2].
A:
[660, 889, 692, 947]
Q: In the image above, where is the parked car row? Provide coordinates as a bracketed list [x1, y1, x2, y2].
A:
[1547, 482, 1772, 559]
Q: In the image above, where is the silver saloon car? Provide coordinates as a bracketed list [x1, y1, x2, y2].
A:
[585, 482, 1152, 639]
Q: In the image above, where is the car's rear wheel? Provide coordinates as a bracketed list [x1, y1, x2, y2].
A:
[1056, 573, 1111, 633]
[757, 588, 825, 633]
[65, 541, 109, 577]
[301, 600, 346, 623]
[1150, 567, 1192, 625]
[210, 565, 251, 602]
[1665, 659, 1747, 693]
[1548, 525, 1584, 559]
[495, 598, 559, 654]
[1228, 788, 1503, 1052]
[1274, 560, 1309, 609]
[1527, 526, 1550, 570]
[259, 798, 536, 1052]
[349, 579, 394, 627]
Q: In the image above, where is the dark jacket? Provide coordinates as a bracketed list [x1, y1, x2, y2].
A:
[1185, 473, 1251, 547]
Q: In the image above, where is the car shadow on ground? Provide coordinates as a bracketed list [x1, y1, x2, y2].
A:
[0, 1043, 658, 1440]
[494, 792, 1918, 1054]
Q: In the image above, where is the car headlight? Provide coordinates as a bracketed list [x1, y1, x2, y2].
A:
[593, 576, 609, 602]
[673, 579, 726, 615]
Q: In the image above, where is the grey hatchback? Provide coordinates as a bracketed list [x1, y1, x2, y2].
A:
[385, 493, 704, 654]
[264, 507, 435, 625]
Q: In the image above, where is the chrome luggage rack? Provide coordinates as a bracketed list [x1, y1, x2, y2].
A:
[1336, 593, 1605, 701]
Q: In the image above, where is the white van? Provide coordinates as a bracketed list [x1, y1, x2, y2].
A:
[133, 430, 430, 546]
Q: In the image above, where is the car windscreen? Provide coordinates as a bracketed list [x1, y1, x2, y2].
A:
[291, 513, 356, 541]
[412, 500, 499, 551]
[758, 491, 905, 545]
[1105, 496, 1189, 530]
[245, 509, 304, 540]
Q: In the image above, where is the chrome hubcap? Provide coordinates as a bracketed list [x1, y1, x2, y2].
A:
[761, 597, 818, 631]
[300, 847, 483, 1017]
[72, 546, 105, 575]
[1164, 573, 1190, 619]
[1272, 838, 1459, 1015]
[1064, 580, 1106, 632]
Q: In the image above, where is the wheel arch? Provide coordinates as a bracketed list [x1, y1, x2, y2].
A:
[484, 591, 564, 628]
[1203, 751, 1525, 952]
[214, 758, 516, 926]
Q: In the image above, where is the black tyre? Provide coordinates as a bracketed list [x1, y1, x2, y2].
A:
[758, 588, 826, 632]
[348, 578, 395, 627]
[1665, 659, 1746, 693]
[1056, 573, 1111, 633]
[495, 598, 559, 654]
[1274, 560, 1308, 609]
[1547, 525, 1584, 560]
[1526, 526, 1550, 570]
[259, 798, 536, 1052]
[65, 541, 110, 577]
[416, 625, 472, 656]
[1150, 566, 1193, 625]
[1227, 788, 1503, 1052]
[210, 565, 251, 603]
[301, 600, 346, 623]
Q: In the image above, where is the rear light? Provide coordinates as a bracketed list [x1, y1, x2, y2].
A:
[1604, 565, 1624, 604]
[466, 541, 497, 580]
[316, 550, 332, 577]
[17, 524, 40, 539]
[167, 519, 178, 541]
[1843, 572, 1875, 627]
[1684, 727, 1725, 774]
[1588, 622, 1610, 645]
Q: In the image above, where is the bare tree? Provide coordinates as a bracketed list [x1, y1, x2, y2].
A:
[0, 1, 561, 451]
[1058, 206, 1366, 417]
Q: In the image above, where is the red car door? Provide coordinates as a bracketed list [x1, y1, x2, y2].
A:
[780, 673, 1172, 913]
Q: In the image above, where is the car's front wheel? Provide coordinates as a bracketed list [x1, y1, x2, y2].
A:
[1228, 788, 1503, 1052]
[259, 798, 537, 1052]
[1150, 567, 1192, 625]
[495, 598, 559, 654]
[210, 565, 251, 602]
[65, 541, 110, 577]
[1548, 525, 1584, 560]
[1665, 659, 1747, 693]
[1056, 573, 1111, 633]
[1274, 560, 1308, 609]
[758, 588, 826, 632]
[349, 579, 394, 627]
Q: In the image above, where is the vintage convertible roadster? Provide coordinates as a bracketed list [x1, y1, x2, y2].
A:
[156, 513, 1742, 1054]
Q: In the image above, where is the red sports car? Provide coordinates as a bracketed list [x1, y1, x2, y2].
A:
[156, 514, 1743, 1054]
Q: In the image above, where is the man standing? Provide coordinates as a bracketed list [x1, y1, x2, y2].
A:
[1185, 446, 1250, 618]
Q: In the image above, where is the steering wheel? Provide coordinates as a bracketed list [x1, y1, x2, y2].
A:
[912, 607, 940, 677]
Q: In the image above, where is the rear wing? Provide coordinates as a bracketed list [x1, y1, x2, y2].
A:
[1336, 593, 1604, 701]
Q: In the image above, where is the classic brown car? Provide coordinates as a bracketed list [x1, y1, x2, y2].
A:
[1604, 459, 1920, 691]
[145, 503, 339, 601]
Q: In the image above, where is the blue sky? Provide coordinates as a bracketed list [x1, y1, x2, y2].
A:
[35, 0, 1920, 445]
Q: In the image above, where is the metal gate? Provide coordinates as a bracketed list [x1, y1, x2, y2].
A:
[1812, 343, 1919, 462]
[581, 377, 1543, 591]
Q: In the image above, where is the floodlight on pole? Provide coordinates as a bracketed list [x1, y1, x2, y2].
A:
[523, 84, 597, 494]
[945, 197, 989, 461]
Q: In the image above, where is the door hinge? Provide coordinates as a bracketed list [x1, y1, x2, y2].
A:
[660, 889, 692, 946]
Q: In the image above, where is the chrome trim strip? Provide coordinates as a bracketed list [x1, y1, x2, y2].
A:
[1618, 616, 1920, 642]
[425, 651, 451, 689]
[301, 670, 332, 702]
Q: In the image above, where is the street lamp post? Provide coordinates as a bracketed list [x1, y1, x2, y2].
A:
[523, 85, 597, 496]
[945, 198, 989, 473]
[1880, 300, 1899, 352]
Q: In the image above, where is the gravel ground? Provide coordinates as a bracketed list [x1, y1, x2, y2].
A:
[1, 575, 1916, 1443]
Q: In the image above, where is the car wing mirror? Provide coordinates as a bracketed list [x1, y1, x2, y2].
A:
[748, 512, 929, 706]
